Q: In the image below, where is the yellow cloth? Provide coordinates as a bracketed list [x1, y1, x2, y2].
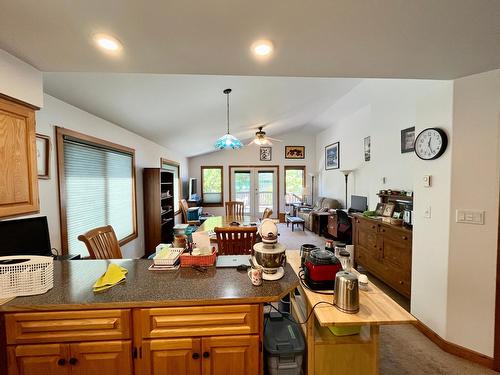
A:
[93, 264, 128, 293]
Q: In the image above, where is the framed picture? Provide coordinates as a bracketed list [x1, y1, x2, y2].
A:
[36, 134, 50, 179]
[375, 203, 385, 216]
[285, 146, 305, 159]
[392, 211, 402, 219]
[325, 142, 340, 170]
[401, 126, 415, 153]
[260, 146, 272, 161]
[364, 136, 371, 162]
[383, 202, 395, 217]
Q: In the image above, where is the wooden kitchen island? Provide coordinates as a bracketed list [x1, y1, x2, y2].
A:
[287, 251, 416, 375]
[0, 259, 298, 375]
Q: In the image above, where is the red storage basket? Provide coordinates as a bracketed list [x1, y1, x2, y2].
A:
[180, 250, 217, 267]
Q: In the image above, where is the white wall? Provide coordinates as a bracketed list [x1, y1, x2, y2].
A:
[35, 94, 189, 258]
[412, 82, 454, 339]
[315, 79, 448, 209]
[188, 131, 317, 216]
[0, 49, 43, 108]
[314, 79, 455, 340]
[446, 69, 500, 356]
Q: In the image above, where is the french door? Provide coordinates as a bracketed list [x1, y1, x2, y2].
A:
[230, 167, 278, 219]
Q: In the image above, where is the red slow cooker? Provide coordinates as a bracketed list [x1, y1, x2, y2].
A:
[303, 249, 342, 290]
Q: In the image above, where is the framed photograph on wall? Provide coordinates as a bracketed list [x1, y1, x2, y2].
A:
[325, 142, 340, 170]
[401, 126, 415, 153]
[285, 145, 305, 159]
[36, 134, 50, 179]
[260, 146, 272, 161]
[364, 136, 371, 161]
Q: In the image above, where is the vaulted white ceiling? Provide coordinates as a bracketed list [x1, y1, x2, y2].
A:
[1, 0, 499, 79]
[43, 73, 361, 156]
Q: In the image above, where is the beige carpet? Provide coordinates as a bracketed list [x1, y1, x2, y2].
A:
[277, 223, 495, 375]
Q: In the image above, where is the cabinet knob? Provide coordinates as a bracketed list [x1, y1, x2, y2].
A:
[373, 244, 377, 248]
[371, 225, 376, 229]
[69, 358, 78, 365]
[399, 281, 404, 285]
[192, 353, 200, 360]
[203, 352, 210, 359]
[381, 229, 386, 232]
[57, 359, 66, 366]
[402, 236, 408, 240]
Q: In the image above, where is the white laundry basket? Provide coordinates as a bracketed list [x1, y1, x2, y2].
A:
[0, 256, 54, 298]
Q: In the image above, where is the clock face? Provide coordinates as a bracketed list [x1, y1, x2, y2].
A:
[414, 128, 448, 160]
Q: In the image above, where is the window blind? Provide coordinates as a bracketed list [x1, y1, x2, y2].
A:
[63, 139, 135, 256]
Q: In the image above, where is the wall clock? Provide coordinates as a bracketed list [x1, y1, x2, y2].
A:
[414, 127, 448, 160]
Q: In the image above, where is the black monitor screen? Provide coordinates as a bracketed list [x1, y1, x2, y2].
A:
[350, 195, 368, 213]
[0, 216, 52, 257]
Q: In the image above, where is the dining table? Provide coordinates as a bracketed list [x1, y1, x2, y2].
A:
[197, 215, 259, 235]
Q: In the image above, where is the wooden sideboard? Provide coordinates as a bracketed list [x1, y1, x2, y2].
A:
[353, 214, 412, 298]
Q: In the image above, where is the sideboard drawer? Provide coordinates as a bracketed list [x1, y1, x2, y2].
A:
[5, 309, 131, 345]
[137, 304, 260, 339]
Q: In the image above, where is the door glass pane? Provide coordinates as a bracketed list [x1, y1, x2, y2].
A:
[285, 169, 304, 204]
[258, 171, 273, 214]
[234, 171, 251, 214]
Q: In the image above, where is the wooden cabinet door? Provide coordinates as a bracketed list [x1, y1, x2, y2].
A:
[201, 335, 259, 375]
[141, 338, 201, 375]
[0, 96, 39, 218]
[7, 343, 70, 375]
[69, 340, 132, 375]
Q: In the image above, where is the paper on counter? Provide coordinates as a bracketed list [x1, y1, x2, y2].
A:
[192, 230, 211, 251]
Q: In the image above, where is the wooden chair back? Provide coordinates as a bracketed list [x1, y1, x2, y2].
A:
[77, 225, 123, 259]
[225, 201, 244, 217]
[180, 198, 189, 223]
[214, 227, 258, 255]
[261, 208, 273, 220]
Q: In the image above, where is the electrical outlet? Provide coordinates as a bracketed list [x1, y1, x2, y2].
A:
[424, 206, 431, 218]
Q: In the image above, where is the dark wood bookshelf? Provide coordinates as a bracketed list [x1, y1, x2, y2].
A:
[143, 168, 176, 256]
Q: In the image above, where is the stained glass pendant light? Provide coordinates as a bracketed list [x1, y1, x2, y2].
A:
[215, 88, 243, 150]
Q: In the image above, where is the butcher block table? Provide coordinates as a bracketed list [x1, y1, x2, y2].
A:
[287, 251, 416, 375]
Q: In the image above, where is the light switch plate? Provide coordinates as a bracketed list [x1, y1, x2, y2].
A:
[456, 209, 485, 225]
[423, 175, 431, 187]
[424, 206, 431, 218]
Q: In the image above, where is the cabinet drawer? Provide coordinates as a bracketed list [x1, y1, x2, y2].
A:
[355, 217, 379, 233]
[5, 310, 131, 345]
[379, 226, 412, 244]
[137, 305, 260, 339]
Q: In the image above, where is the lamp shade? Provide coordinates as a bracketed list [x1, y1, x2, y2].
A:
[214, 134, 243, 150]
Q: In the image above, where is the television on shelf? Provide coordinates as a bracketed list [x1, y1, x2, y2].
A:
[350, 195, 368, 213]
[0, 216, 52, 257]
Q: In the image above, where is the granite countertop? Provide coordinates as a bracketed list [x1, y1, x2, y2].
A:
[0, 260, 299, 312]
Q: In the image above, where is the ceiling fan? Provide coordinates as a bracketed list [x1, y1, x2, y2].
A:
[247, 126, 283, 146]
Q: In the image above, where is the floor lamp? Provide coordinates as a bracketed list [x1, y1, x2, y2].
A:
[340, 170, 353, 209]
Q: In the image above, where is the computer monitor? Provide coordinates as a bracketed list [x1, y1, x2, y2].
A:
[0, 216, 52, 257]
[350, 195, 368, 213]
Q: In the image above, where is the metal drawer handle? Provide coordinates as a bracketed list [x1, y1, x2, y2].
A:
[192, 353, 200, 360]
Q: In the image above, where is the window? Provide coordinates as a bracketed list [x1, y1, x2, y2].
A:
[56, 127, 137, 256]
[161, 158, 181, 213]
[201, 166, 223, 206]
[284, 166, 305, 204]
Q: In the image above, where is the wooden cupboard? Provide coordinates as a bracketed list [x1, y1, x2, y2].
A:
[3, 304, 261, 375]
[0, 95, 39, 218]
[353, 214, 412, 298]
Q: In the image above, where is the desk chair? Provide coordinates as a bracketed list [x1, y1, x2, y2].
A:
[180, 198, 201, 225]
[225, 201, 244, 217]
[336, 209, 353, 244]
[78, 225, 122, 259]
[214, 227, 257, 255]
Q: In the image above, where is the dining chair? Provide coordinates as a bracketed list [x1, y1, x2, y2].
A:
[261, 208, 273, 220]
[78, 225, 123, 259]
[225, 201, 244, 217]
[214, 227, 258, 255]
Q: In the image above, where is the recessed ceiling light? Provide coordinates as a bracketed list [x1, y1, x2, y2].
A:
[251, 40, 274, 58]
[93, 33, 123, 52]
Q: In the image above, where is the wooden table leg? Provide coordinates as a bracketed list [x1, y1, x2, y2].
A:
[306, 301, 315, 375]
